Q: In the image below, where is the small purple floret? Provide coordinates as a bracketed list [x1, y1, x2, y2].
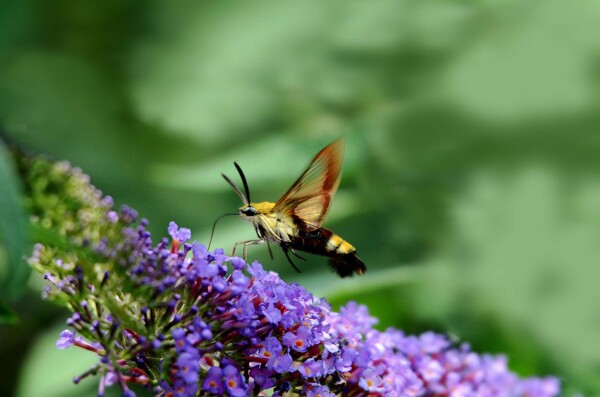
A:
[202, 367, 223, 395]
[56, 329, 75, 349]
[168, 221, 191, 243]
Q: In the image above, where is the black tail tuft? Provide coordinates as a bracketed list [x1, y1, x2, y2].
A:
[328, 253, 367, 278]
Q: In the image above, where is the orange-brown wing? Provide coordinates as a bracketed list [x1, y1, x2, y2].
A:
[274, 140, 344, 228]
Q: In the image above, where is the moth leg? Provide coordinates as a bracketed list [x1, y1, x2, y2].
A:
[232, 239, 265, 259]
[282, 246, 302, 273]
[266, 239, 274, 260]
[289, 247, 307, 261]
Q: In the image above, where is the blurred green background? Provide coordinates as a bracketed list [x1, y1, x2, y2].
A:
[0, 1, 599, 396]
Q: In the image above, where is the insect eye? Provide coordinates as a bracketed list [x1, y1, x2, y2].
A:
[241, 207, 258, 217]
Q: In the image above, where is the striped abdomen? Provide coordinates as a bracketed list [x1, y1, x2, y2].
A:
[289, 227, 366, 277]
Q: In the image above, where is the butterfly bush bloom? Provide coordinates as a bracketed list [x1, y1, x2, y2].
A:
[21, 155, 560, 397]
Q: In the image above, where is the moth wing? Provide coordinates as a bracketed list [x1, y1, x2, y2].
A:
[274, 140, 344, 228]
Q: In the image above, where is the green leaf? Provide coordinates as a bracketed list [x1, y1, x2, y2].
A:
[0, 142, 29, 298]
[0, 299, 19, 325]
[15, 322, 103, 397]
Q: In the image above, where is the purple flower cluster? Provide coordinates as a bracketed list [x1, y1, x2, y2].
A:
[25, 158, 561, 397]
[328, 303, 560, 396]
[36, 215, 560, 396]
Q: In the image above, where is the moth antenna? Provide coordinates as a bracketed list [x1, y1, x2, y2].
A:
[234, 162, 251, 204]
[222, 173, 248, 205]
[208, 212, 238, 250]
